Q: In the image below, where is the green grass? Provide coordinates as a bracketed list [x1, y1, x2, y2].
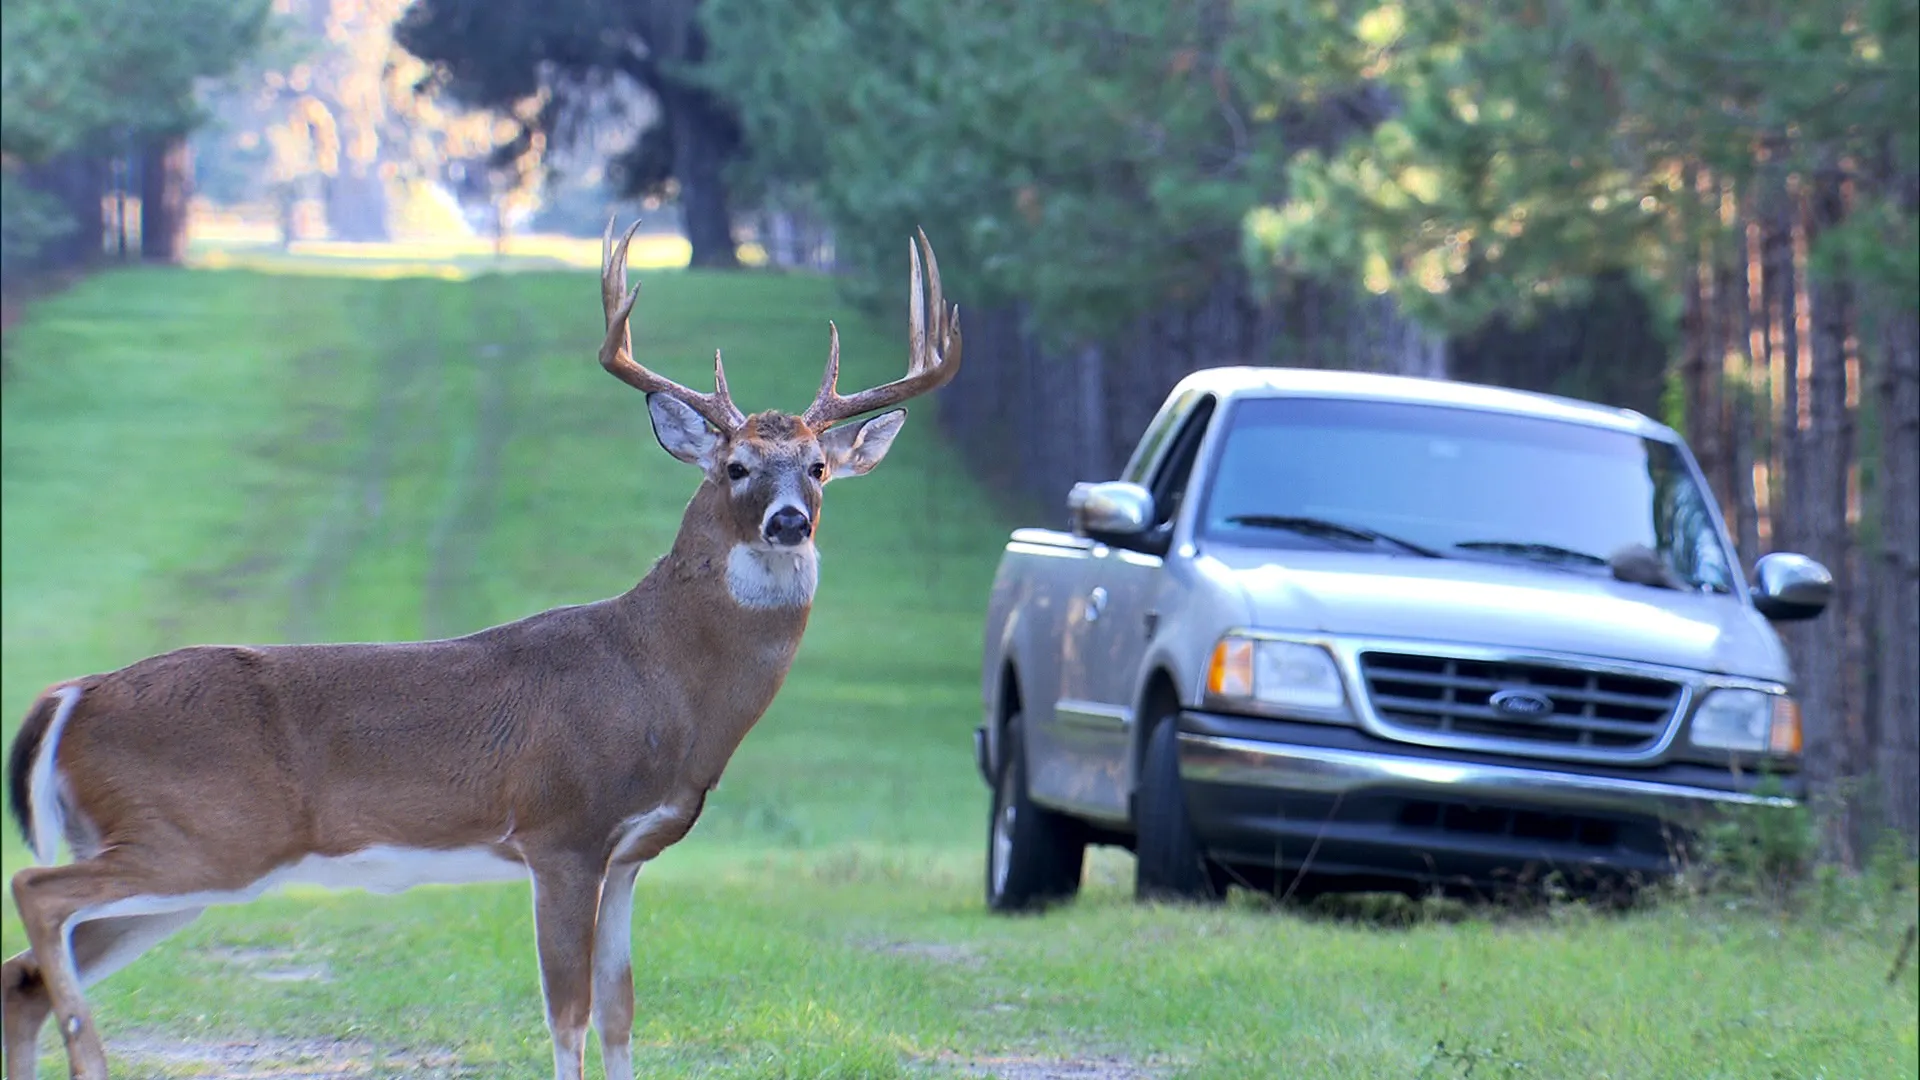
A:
[2, 267, 1914, 1079]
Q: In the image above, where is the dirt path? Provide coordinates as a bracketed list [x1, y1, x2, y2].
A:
[941, 1052, 1166, 1080]
[113, 1033, 475, 1079]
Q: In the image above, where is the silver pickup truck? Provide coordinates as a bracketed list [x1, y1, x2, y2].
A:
[975, 367, 1832, 910]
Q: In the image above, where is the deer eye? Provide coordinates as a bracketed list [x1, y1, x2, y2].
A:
[809, 462, 826, 481]
[726, 463, 750, 481]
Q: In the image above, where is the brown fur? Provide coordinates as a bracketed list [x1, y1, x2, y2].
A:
[49, 481, 802, 875]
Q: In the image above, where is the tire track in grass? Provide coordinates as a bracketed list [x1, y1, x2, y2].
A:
[282, 280, 445, 643]
[161, 339, 343, 629]
[420, 274, 529, 639]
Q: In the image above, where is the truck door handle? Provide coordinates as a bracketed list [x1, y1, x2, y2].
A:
[1085, 587, 1108, 622]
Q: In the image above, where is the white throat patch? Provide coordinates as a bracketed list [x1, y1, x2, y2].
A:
[726, 543, 819, 608]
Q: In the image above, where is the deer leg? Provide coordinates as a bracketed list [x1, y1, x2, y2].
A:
[11, 865, 111, 1080]
[530, 856, 604, 1080]
[591, 861, 643, 1080]
[2, 907, 203, 1079]
[9, 856, 196, 1080]
[3, 948, 54, 1080]
[76, 908, 205, 988]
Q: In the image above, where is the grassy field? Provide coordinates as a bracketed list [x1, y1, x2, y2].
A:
[1, 266, 1914, 1079]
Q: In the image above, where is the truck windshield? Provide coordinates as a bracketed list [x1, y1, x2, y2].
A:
[1198, 396, 1737, 592]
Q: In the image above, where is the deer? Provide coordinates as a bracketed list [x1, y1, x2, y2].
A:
[0, 220, 961, 1080]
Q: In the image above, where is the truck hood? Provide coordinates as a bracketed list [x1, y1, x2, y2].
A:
[1204, 544, 1790, 680]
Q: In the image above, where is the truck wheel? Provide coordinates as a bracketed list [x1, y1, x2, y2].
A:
[986, 713, 1086, 913]
[1135, 714, 1225, 903]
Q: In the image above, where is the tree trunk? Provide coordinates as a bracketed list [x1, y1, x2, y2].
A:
[139, 133, 193, 263]
[324, 168, 390, 243]
[1075, 344, 1110, 480]
[1872, 162, 1920, 850]
[23, 152, 107, 271]
[1799, 168, 1860, 863]
[113, 155, 129, 261]
[1719, 253, 1760, 570]
[1766, 181, 1797, 553]
[1681, 217, 1728, 512]
[277, 186, 298, 250]
[1874, 302, 1920, 850]
[662, 82, 740, 270]
[1758, 172, 1799, 554]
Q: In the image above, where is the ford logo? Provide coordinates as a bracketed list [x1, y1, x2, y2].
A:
[1490, 689, 1554, 717]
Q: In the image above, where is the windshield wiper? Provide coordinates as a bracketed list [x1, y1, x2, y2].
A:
[1457, 539, 1711, 591]
[1225, 515, 1444, 558]
[1453, 540, 1610, 568]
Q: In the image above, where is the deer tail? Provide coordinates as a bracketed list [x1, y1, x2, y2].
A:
[7, 684, 83, 865]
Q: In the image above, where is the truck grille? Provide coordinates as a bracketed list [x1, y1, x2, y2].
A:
[1358, 651, 1682, 755]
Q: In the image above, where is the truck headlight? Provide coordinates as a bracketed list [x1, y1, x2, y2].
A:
[1690, 688, 1799, 755]
[1207, 636, 1346, 711]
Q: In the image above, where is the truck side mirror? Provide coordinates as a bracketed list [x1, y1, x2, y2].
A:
[1068, 481, 1156, 543]
[1750, 552, 1832, 621]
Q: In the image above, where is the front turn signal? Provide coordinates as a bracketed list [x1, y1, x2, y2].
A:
[1207, 637, 1254, 697]
[1769, 696, 1802, 756]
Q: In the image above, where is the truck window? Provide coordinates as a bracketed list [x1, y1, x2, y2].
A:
[1147, 397, 1217, 529]
[1122, 388, 1201, 485]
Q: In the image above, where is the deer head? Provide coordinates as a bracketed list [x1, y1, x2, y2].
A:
[598, 221, 961, 563]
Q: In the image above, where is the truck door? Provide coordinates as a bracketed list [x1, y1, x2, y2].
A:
[1046, 395, 1215, 824]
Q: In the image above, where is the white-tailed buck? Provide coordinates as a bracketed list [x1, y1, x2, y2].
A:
[1, 222, 960, 1080]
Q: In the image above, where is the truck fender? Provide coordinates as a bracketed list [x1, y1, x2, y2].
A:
[982, 606, 1030, 781]
[1128, 648, 1193, 801]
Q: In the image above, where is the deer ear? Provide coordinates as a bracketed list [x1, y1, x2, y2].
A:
[819, 409, 907, 480]
[648, 394, 724, 468]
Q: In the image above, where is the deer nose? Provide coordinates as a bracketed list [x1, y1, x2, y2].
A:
[764, 507, 812, 546]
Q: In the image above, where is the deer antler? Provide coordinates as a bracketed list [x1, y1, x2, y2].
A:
[801, 229, 962, 429]
[600, 218, 747, 432]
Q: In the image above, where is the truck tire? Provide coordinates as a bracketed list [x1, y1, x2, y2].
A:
[986, 713, 1086, 912]
[1135, 714, 1225, 903]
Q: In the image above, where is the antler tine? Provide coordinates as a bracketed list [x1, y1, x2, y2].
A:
[597, 217, 746, 432]
[908, 233, 927, 376]
[712, 348, 734, 407]
[810, 320, 842, 410]
[800, 229, 963, 429]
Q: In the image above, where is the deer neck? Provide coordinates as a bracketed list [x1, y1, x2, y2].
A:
[612, 482, 815, 769]
[656, 481, 820, 609]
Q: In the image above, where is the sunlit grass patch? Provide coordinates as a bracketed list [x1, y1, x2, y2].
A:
[184, 232, 769, 279]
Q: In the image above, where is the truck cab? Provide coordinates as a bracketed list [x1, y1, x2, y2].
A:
[976, 368, 1831, 909]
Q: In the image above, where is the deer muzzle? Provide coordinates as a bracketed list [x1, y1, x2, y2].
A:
[764, 506, 812, 547]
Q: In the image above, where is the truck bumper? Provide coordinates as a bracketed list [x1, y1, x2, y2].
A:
[1176, 717, 1799, 888]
